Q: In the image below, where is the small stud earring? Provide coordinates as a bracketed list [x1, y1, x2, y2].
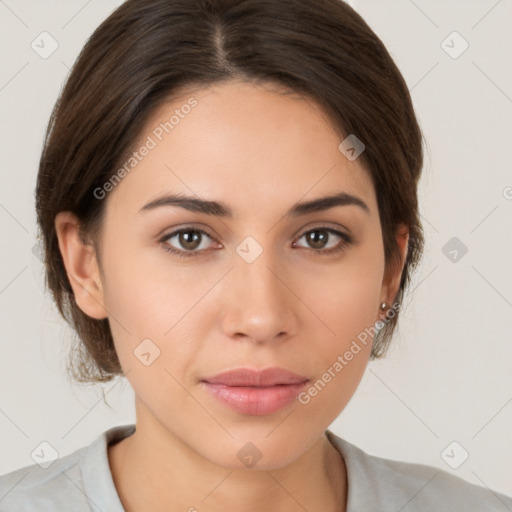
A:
[380, 302, 388, 311]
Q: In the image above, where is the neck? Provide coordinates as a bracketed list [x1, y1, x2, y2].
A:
[108, 411, 347, 512]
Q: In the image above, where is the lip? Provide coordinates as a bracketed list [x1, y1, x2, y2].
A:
[200, 367, 309, 416]
[202, 367, 308, 387]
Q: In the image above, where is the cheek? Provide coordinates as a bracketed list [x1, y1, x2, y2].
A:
[321, 271, 383, 342]
[293, 246, 384, 411]
[299, 245, 385, 344]
[99, 239, 222, 394]
[294, 276, 379, 426]
[100, 238, 216, 336]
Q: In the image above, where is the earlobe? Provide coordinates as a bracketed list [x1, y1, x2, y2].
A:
[54, 211, 107, 320]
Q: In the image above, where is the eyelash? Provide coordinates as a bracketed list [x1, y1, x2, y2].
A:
[159, 226, 352, 259]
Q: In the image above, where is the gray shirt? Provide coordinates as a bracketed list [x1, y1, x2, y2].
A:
[1, 424, 511, 511]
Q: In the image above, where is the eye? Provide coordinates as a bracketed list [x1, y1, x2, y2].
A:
[293, 227, 351, 255]
[159, 228, 217, 258]
[159, 225, 352, 259]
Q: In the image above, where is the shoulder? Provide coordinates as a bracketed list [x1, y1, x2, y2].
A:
[326, 430, 512, 512]
[0, 444, 89, 511]
[0, 424, 134, 512]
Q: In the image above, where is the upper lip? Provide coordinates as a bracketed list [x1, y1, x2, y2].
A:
[202, 367, 309, 387]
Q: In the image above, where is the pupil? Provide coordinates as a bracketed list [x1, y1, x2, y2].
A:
[308, 230, 327, 249]
[180, 231, 201, 250]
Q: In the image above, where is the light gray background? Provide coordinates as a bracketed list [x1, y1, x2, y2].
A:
[1, 0, 511, 499]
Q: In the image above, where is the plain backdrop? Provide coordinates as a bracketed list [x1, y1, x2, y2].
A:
[1, 0, 511, 499]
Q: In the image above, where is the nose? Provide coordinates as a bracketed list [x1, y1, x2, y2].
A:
[219, 248, 298, 344]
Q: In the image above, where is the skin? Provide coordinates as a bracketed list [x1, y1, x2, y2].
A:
[55, 80, 409, 512]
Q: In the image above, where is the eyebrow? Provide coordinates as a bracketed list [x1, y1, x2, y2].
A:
[139, 191, 370, 217]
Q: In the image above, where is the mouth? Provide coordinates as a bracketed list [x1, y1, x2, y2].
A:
[200, 367, 309, 416]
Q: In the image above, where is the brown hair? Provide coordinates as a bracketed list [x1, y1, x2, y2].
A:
[36, 0, 424, 384]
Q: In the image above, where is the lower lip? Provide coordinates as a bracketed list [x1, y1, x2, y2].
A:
[201, 381, 309, 416]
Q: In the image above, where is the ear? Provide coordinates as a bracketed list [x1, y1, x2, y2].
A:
[378, 224, 409, 318]
[54, 211, 107, 320]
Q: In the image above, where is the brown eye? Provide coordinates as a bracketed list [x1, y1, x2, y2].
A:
[305, 230, 329, 249]
[178, 230, 202, 250]
[293, 227, 352, 255]
[160, 228, 216, 258]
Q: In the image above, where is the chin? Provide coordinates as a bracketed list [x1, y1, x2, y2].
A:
[196, 431, 315, 471]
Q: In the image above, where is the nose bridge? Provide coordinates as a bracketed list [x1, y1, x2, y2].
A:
[238, 248, 281, 302]
[221, 236, 294, 341]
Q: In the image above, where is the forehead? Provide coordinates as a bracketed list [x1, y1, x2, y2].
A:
[105, 80, 377, 219]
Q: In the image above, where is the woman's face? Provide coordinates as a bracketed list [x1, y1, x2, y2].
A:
[90, 80, 397, 468]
